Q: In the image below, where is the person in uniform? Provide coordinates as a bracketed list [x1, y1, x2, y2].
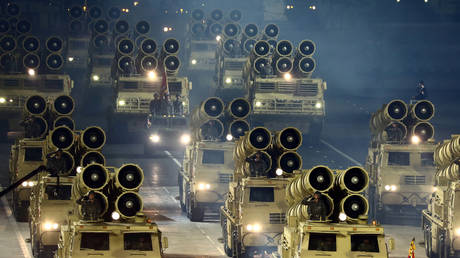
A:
[76, 191, 102, 221]
[173, 95, 183, 116]
[201, 120, 220, 140]
[149, 93, 162, 117]
[415, 81, 428, 100]
[20, 116, 42, 138]
[357, 239, 374, 252]
[301, 191, 327, 221]
[408, 237, 416, 258]
[260, 60, 273, 78]
[46, 149, 68, 176]
[385, 123, 404, 142]
[245, 151, 268, 177]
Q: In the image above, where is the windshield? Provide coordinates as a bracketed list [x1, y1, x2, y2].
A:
[24, 147, 43, 161]
[249, 187, 274, 202]
[387, 152, 410, 166]
[124, 233, 153, 251]
[80, 232, 109, 250]
[308, 233, 336, 251]
[351, 234, 379, 252]
[202, 150, 225, 164]
[45, 185, 72, 200]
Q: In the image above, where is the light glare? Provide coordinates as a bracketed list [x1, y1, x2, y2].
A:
[28, 69, 36, 76]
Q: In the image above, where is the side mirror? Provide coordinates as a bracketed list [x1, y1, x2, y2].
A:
[387, 237, 395, 251]
[162, 236, 168, 249]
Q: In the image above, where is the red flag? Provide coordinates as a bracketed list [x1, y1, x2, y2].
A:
[160, 65, 169, 96]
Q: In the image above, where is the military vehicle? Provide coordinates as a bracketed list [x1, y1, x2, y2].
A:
[179, 97, 251, 221]
[221, 126, 303, 256]
[366, 99, 436, 224]
[422, 135, 460, 258]
[215, 23, 273, 101]
[65, 5, 90, 70]
[0, 7, 73, 138]
[54, 163, 168, 258]
[107, 24, 191, 150]
[9, 95, 75, 221]
[278, 165, 393, 258]
[29, 176, 74, 258]
[242, 37, 326, 139]
[186, 9, 231, 71]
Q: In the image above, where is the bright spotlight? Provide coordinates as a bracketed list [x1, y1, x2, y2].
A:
[216, 35, 221, 41]
[147, 71, 156, 80]
[275, 168, 283, 176]
[68, 57, 74, 62]
[76, 166, 82, 173]
[225, 77, 232, 84]
[0, 97, 6, 104]
[180, 134, 191, 145]
[390, 185, 397, 191]
[111, 211, 120, 220]
[28, 181, 34, 187]
[118, 100, 126, 106]
[411, 135, 420, 145]
[92, 74, 100, 81]
[22, 181, 28, 187]
[28, 69, 36, 76]
[339, 212, 347, 221]
[133, 1, 139, 6]
[315, 102, 322, 109]
[283, 73, 292, 80]
[191, 59, 197, 65]
[384, 185, 391, 191]
[163, 26, 169, 32]
[255, 101, 262, 107]
[226, 134, 233, 141]
[149, 134, 160, 143]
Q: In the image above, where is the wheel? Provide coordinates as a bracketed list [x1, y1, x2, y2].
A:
[178, 175, 186, 212]
[190, 206, 204, 222]
[222, 219, 232, 257]
[425, 227, 433, 258]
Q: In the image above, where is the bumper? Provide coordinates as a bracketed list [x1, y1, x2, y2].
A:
[242, 232, 281, 251]
[40, 230, 60, 246]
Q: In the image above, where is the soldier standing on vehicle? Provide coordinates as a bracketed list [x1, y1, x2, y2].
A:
[245, 151, 268, 177]
[76, 191, 102, 221]
[385, 123, 404, 142]
[202, 120, 219, 140]
[173, 95, 183, 116]
[414, 80, 428, 100]
[149, 93, 162, 117]
[20, 116, 41, 138]
[302, 191, 327, 221]
[46, 149, 67, 176]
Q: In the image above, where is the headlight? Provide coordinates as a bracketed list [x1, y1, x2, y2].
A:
[92, 74, 100, 81]
[283, 73, 292, 80]
[43, 222, 59, 231]
[275, 168, 283, 176]
[225, 77, 232, 84]
[197, 183, 211, 190]
[315, 102, 322, 109]
[339, 212, 347, 221]
[76, 166, 83, 173]
[456, 228, 460, 236]
[432, 186, 438, 192]
[390, 185, 397, 191]
[255, 101, 262, 107]
[0, 97, 6, 104]
[384, 185, 397, 192]
[191, 59, 197, 65]
[28, 69, 36, 76]
[411, 135, 420, 145]
[21, 181, 35, 187]
[180, 134, 191, 145]
[149, 134, 160, 143]
[226, 134, 233, 141]
[216, 35, 221, 41]
[147, 71, 156, 80]
[246, 223, 261, 232]
[68, 57, 74, 62]
[111, 211, 120, 221]
[118, 100, 126, 106]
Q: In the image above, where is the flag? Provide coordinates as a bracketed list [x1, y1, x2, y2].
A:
[160, 65, 169, 96]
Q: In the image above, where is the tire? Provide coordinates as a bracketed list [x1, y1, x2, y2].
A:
[178, 175, 186, 212]
[222, 219, 232, 257]
[190, 206, 204, 222]
[425, 229, 433, 258]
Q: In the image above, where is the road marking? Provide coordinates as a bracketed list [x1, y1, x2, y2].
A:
[164, 151, 181, 168]
[1, 196, 32, 258]
[196, 223, 226, 256]
[320, 139, 363, 167]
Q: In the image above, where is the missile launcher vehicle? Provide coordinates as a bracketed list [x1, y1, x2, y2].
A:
[422, 135, 460, 258]
[179, 97, 250, 221]
[366, 99, 436, 224]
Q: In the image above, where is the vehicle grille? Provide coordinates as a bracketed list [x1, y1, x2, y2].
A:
[298, 83, 319, 96]
[256, 81, 319, 96]
[224, 61, 244, 70]
[269, 213, 286, 224]
[404, 176, 426, 185]
[219, 173, 233, 184]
